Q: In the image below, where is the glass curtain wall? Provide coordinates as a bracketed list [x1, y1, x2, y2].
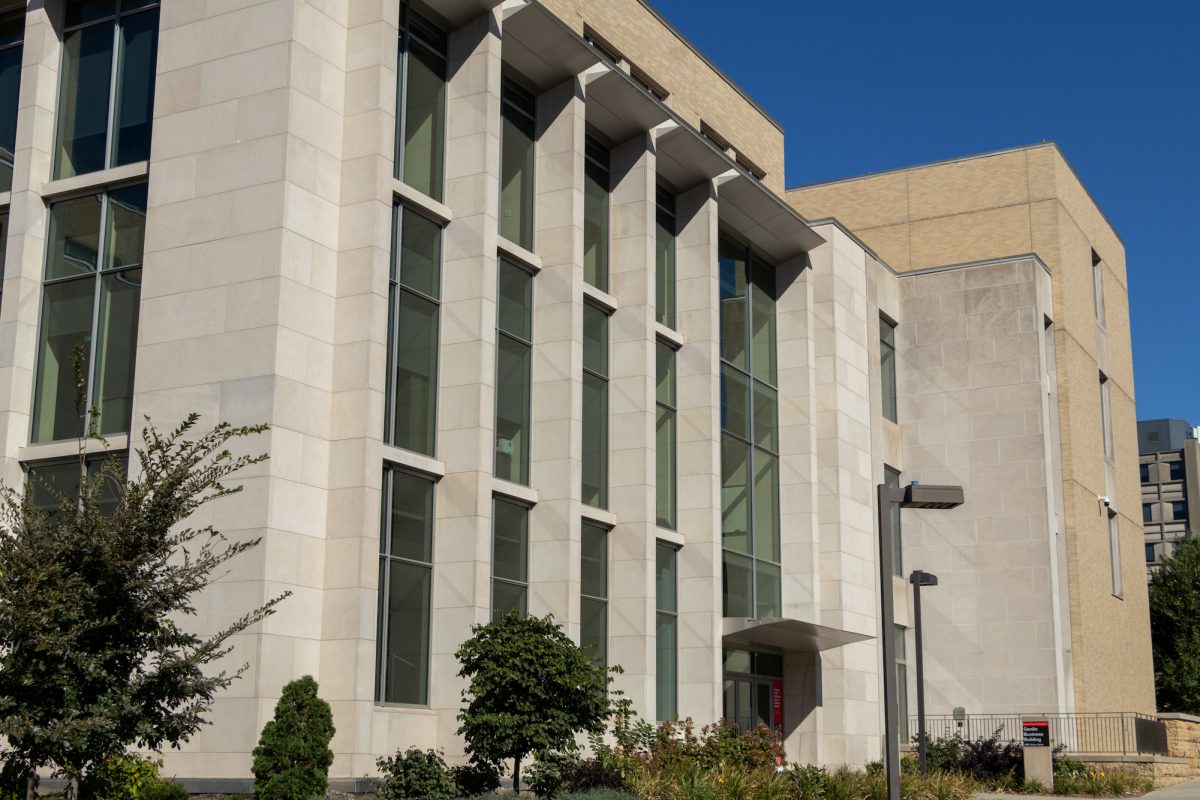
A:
[499, 77, 535, 249]
[583, 135, 610, 291]
[495, 259, 533, 484]
[656, 340, 677, 529]
[32, 184, 146, 443]
[386, 205, 442, 455]
[885, 466, 902, 576]
[580, 521, 608, 664]
[492, 497, 529, 619]
[376, 467, 434, 705]
[54, 0, 160, 179]
[655, 186, 676, 328]
[881, 315, 897, 423]
[0, 9, 24, 192]
[656, 542, 678, 721]
[395, 3, 446, 200]
[582, 302, 609, 508]
[718, 234, 780, 619]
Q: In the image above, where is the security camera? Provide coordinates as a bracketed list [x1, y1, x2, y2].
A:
[1099, 496, 1111, 507]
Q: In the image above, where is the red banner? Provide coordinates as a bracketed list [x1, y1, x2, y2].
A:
[772, 680, 783, 726]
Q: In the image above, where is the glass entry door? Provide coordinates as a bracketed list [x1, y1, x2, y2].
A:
[722, 648, 783, 732]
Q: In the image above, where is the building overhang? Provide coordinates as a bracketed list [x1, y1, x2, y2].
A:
[723, 617, 872, 653]
[501, 1, 600, 92]
[718, 173, 826, 263]
[584, 66, 672, 144]
[434, 0, 505, 28]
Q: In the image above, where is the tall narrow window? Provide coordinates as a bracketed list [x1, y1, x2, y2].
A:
[495, 258, 533, 484]
[885, 466, 902, 576]
[54, 0, 159, 179]
[386, 205, 442, 456]
[580, 521, 608, 664]
[719, 234, 780, 619]
[1108, 511, 1122, 598]
[656, 542, 678, 721]
[583, 135, 610, 291]
[656, 340, 677, 529]
[655, 186, 676, 328]
[499, 77, 535, 250]
[33, 184, 146, 443]
[377, 467, 434, 705]
[1092, 249, 1105, 326]
[895, 625, 909, 742]
[880, 315, 897, 423]
[1100, 372, 1113, 461]
[492, 497, 529, 619]
[395, 4, 446, 200]
[582, 302, 609, 508]
[0, 8, 23, 193]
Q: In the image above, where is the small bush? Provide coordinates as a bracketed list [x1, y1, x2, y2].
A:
[450, 759, 501, 796]
[251, 676, 336, 800]
[78, 755, 189, 800]
[786, 764, 827, 800]
[375, 748, 458, 800]
[527, 751, 582, 797]
[555, 790, 637, 800]
[568, 758, 629, 793]
[137, 779, 189, 800]
[919, 732, 966, 774]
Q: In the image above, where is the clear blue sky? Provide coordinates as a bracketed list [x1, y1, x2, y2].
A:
[650, 0, 1200, 424]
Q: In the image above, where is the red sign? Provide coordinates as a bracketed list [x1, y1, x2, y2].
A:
[772, 680, 784, 726]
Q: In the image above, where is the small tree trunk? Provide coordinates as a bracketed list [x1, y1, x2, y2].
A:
[513, 753, 522, 795]
[64, 775, 79, 800]
[24, 772, 36, 800]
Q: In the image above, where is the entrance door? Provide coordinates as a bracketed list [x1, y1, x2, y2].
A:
[723, 674, 781, 732]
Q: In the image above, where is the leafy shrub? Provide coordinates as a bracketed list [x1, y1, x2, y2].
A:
[959, 728, 1022, 782]
[569, 758, 630, 793]
[918, 732, 965, 774]
[786, 764, 827, 800]
[75, 755, 189, 800]
[1052, 763, 1153, 796]
[527, 751, 583, 797]
[375, 748, 458, 800]
[251, 676, 336, 800]
[450, 758, 501, 796]
[556, 791, 637, 800]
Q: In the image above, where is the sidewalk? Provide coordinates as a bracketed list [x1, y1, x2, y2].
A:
[976, 777, 1200, 799]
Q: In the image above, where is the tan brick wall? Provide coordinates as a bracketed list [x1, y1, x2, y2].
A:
[785, 143, 1156, 716]
[538, 0, 786, 193]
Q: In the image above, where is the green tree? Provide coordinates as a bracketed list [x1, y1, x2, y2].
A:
[455, 612, 612, 794]
[252, 676, 336, 800]
[0, 416, 286, 800]
[1151, 535, 1200, 712]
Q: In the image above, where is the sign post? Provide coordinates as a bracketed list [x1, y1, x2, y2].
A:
[1021, 717, 1053, 787]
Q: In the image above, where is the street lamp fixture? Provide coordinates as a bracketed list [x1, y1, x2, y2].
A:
[878, 483, 963, 800]
[910, 569, 938, 776]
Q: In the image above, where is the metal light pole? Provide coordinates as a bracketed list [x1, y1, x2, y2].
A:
[877, 483, 963, 800]
[910, 569, 939, 776]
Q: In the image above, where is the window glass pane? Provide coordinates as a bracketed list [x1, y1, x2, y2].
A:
[752, 381, 777, 452]
[1109, 514, 1122, 597]
[721, 435, 750, 554]
[583, 141, 609, 292]
[886, 467, 903, 576]
[0, 39, 21, 194]
[656, 611, 677, 720]
[32, 279, 93, 442]
[582, 371, 608, 508]
[656, 543, 677, 613]
[583, 303, 607, 377]
[390, 290, 438, 455]
[93, 268, 141, 436]
[655, 193, 676, 328]
[881, 319, 897, 422]
[382, 560, 431, 704]
[722, 551, 753, 618]
[106, 183, 148, 269]
[750, 263, 776, 384]
[54, 23, 114, 179]
[401, 34, 446, 200]
[753, 453, 780, 563]
[499, 79, 535, 249]
[492, 580, 526, 621]
[720, 365, 750, 439]
[656, 341, 675, 407]
[46, 194, 103, 279]
[497, 259, 532, 341]
[1172, 501, 1188, 520]
[27, 461, 83, 516]
[0, 211, 8, 278]
[719, 236, 749, 370]
[111, 8, 158, 168]
[388, 470, 433, 563]
[495, 335, 531, 485]
[580, 596, 607, 663]
[492, 499, 528, 584]
[581, 522, 607, 599]
[1139, 463, 1149, 483]
[755, 560, 781, 619]
[656, 405, 676, 530]
[65, 0, 117, 27]
[398, 209, 441, 300]
[1170, 461, 1185, 481]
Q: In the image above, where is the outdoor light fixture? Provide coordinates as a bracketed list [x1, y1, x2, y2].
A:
[910, 569, 939, 776]
[878, 481, 963, 800]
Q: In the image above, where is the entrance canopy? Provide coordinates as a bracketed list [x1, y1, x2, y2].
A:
[723, 617, 872, 653]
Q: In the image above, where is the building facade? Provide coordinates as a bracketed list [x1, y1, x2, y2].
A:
[1138, 419, 1200, 571]
[0, 0, 1153, 785]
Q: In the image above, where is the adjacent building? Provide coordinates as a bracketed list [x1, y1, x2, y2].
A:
[0, 0, 1154, 786]
[1138, 419, 1200, 571]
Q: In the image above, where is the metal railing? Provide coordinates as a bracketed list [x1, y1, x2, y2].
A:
[910, 713, 1169, 756]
